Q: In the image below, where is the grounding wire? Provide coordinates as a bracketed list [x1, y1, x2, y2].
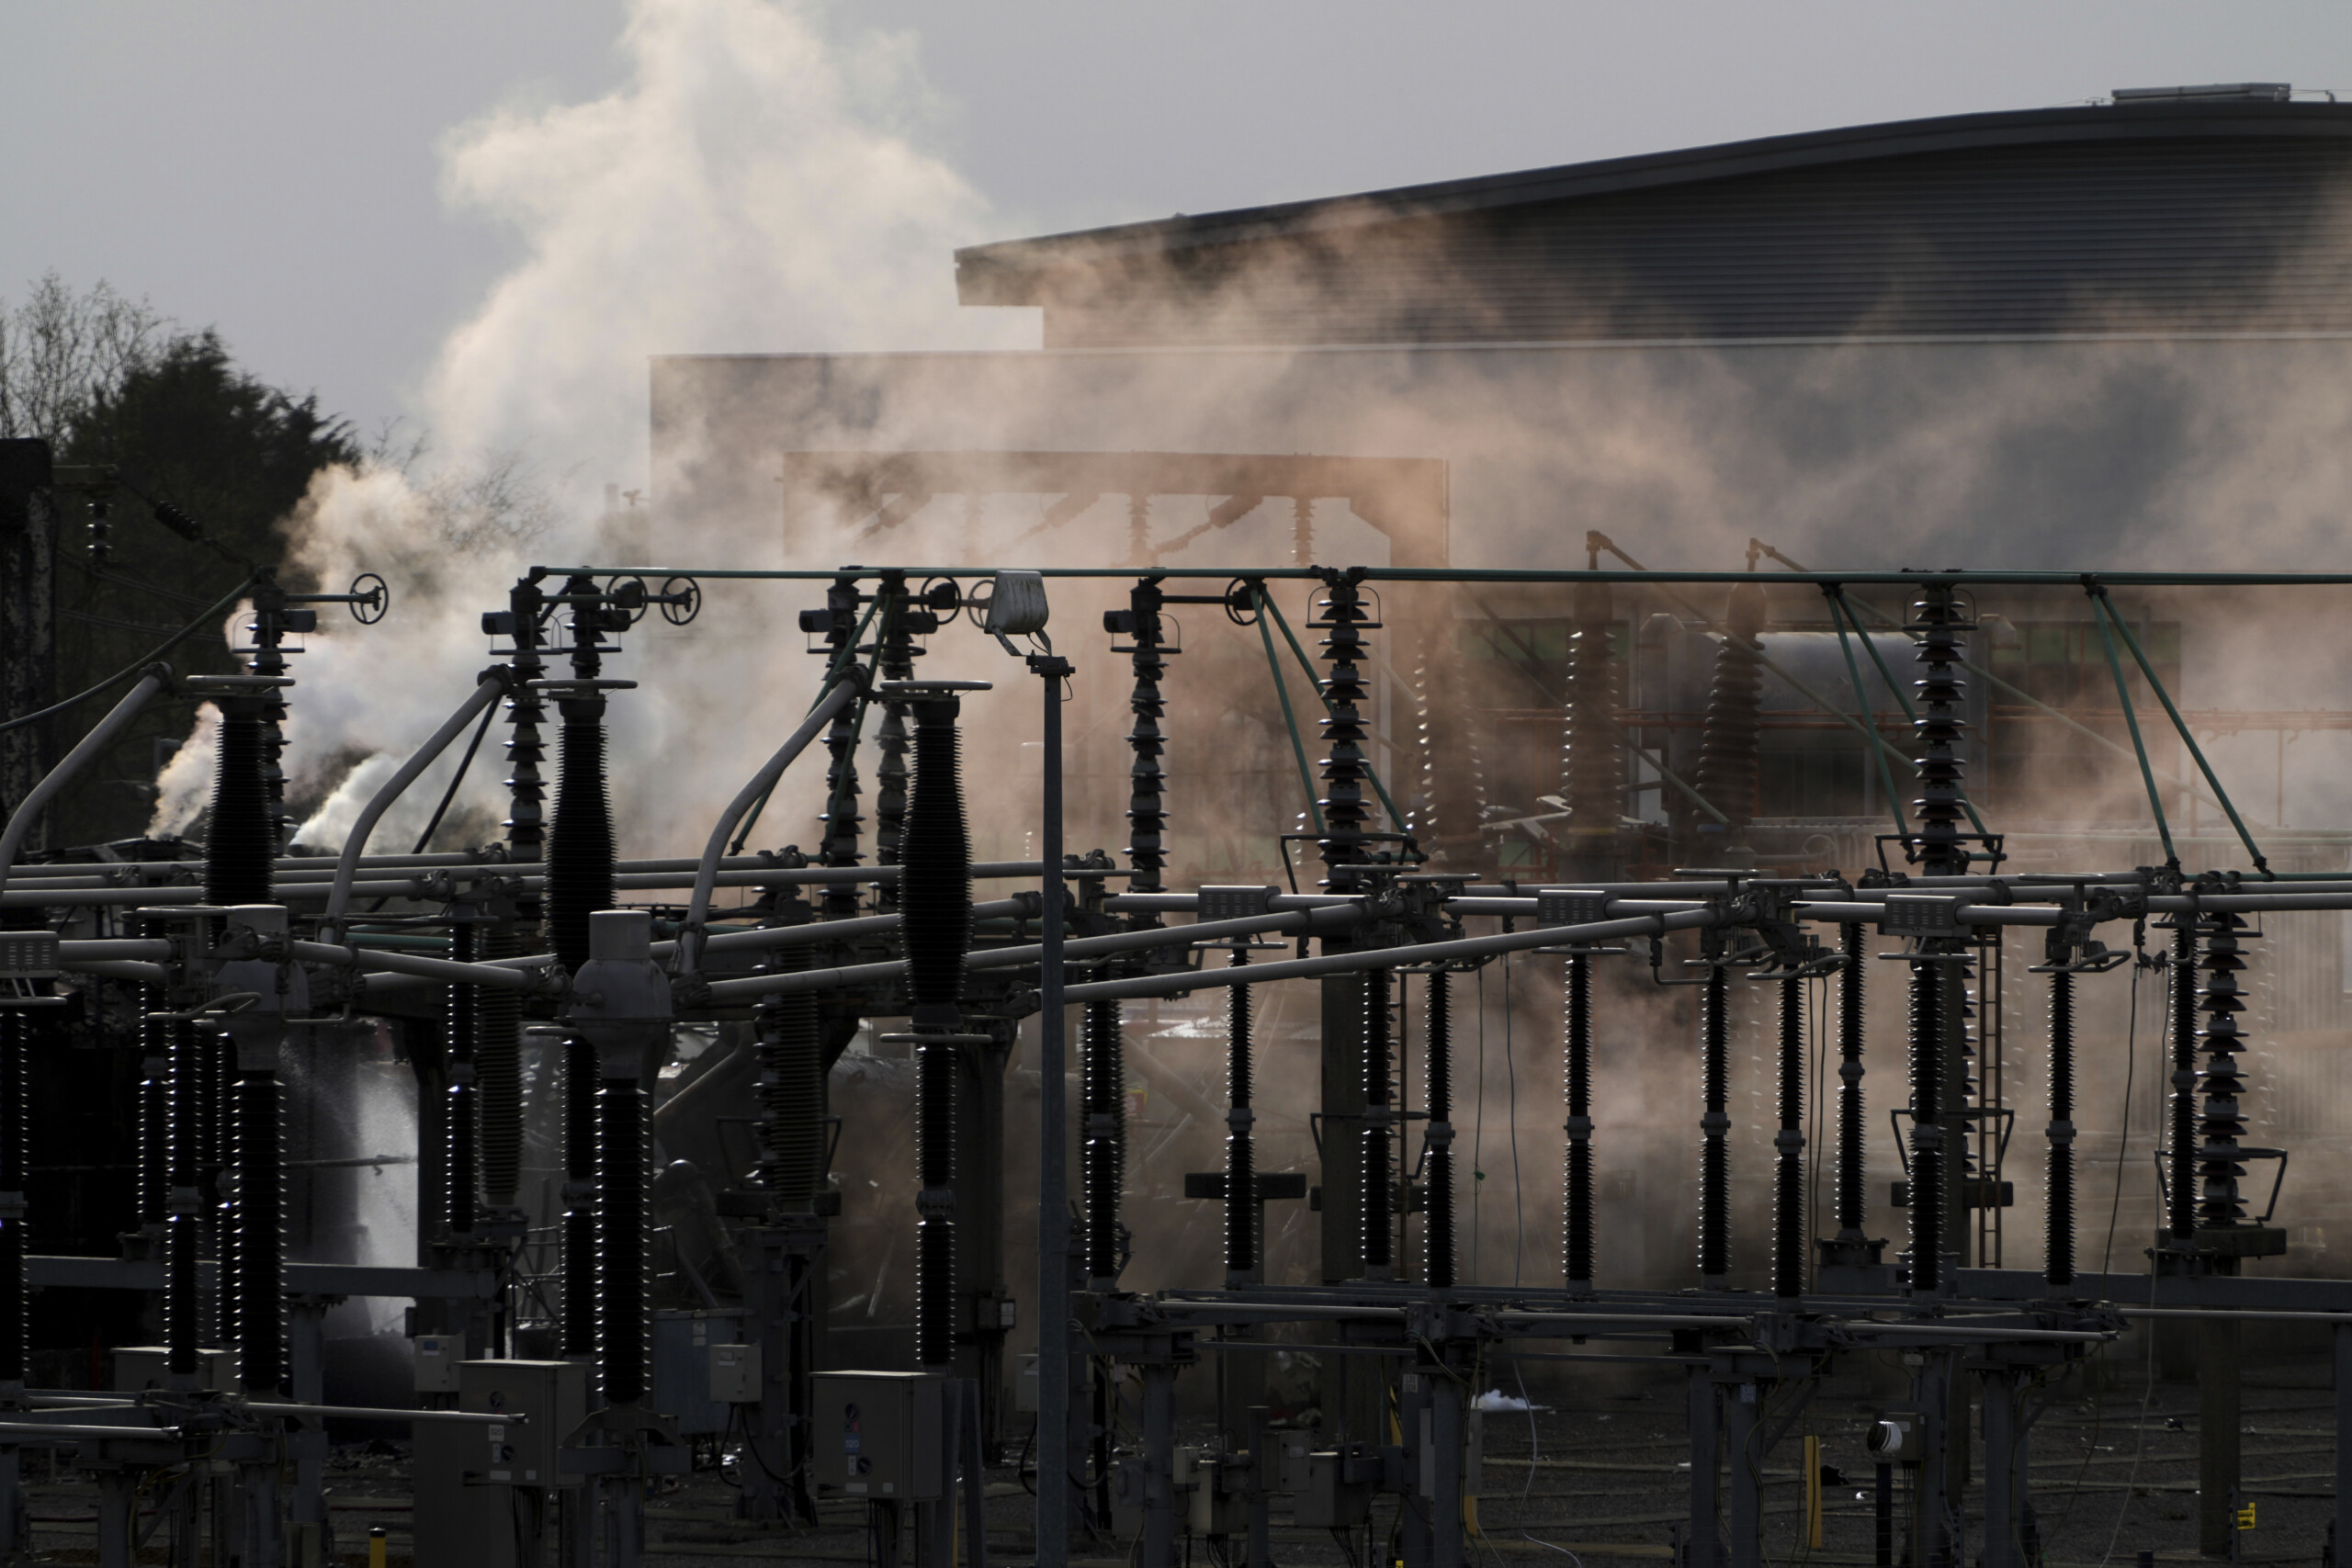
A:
[0, 575, 253, 735]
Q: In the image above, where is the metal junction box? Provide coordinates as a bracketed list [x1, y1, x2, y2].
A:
[653, 1310, 745, 1437]
[413, 1333, 464, 1393]
[709, 1342, 760, 1404]
[114, 1346, 235, 1393]
[461, 1359, 588, 1486]
[811, 1371, 944, 1500]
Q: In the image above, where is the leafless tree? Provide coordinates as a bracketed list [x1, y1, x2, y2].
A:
[0, 273, 171, 444]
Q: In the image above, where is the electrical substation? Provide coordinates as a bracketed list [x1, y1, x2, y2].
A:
[10, 84, 2352, 1568]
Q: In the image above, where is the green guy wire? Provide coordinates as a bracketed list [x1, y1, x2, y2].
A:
[1259, 587, 1411, 839]
[2086, 589, 2178, 871]
[1825, 590, 1909, 837]
[2092, 592, 2269, 874]
[1250, 583, 1326, 838]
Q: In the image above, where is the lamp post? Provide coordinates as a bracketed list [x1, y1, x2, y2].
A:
[983, 571, 1073, 1566]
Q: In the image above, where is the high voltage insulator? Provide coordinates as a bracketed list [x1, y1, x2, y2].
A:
[2197, 911, 2254, 1229]
[1561, 581, 1623, 880]
[2046, 969, 2076, 1289]
[1362, 969, 1395, 1280]
[872, 580, 916, 912]
[1119, 580, 1171, 897]
[817, 575, 865, 922]
[2166, 921, 2200, 1246]
[1083, 1000, 1126, 1287]
[1563, 953, 1594, 1292]
[167, 1020, 203, 1382]
[546, 712, 614, 976]
[1224, 949, 1256, 1287]
[1907, 582, 1974, 876]
[204, 703, 274, 908]
[1698, 963, 1730, 1284]
[756, 921, 826, 1213]
[474, 923, 525, 1212]
[1772, 976, 1806, 1299]
[1314, 573, 1374, 875]
[1694, 581, 1764, 862]
[1908, 959, 1945, 1294]
[1425, 971, 1456, 1292]
[1831, 920, 1871, 1255]
[446, 922, 479, 1237]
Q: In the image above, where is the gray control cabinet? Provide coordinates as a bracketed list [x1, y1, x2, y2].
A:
[810, 1371, 944, 1501]
[413, 1360, 589, 1568]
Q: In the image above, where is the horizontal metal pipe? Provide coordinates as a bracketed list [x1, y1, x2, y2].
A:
[679, 679, 859, 976]
[524, 562, 2352, 587]
[244, 1402, 521, 1426]
[0, 1422, 187, 1442]
[1841, 1322, 2110, 1343]
[57, 941, 172, 962]
[701, 904, 1358, 1001]
[1062, 907, 1721, 1003]
[57, 960, 169, 983]
[322, 675, 509, 936]
[0, 673, 171, 894]
[1792, 902, 2066, 927]
[288, 940, 541, 992]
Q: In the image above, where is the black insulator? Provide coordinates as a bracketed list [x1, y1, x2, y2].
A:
[873, 579, 916, 911]
[1314, 576, 1374, 874]
[1361, 970, 1394, 1279]
[1561, 581, 1623, 877]
[1564, 953, 1595, 1290]
[1124, 581, 1171, 895]
[1693, 583, 1765, 851]
[2166, 923, 2199, 1242]
[0, 1012, 25, 1384]
[203, 706, 275, 908]
[1425, 972, 1456, 1292]
[1835, 920, 1869, 1242]
[1224, 950, 1255, 1286]
[562, 1035, 598, 1358]
[502, 671, 548, 868]
[913, 1040, 957, 1367]
[596, 1080, 649, 1403]
[899, 703, 973, 1027]
[2197, 913, 2252, 1230]
[757, 941, 826, 1210]
[1698, 964, 1730, 1282]
[1081, 1000, 1125, 1285]
[235, 1069, 285, 1393]
[1906, 586, 1974, 876]
[137, 944, 169, 1232]
[818, 577, 865, 921]
[208, 1029, 236, 1354]
[475, 922, 525, 1210]
[545, 714, 614, 976]
[1773, 976, 1805, 1299]
[1908, 961, 1944, 1294]
[167, 1021, 203, 1380]
[2046, 970, 2076, 1289]
[447, 924, 479, 1237]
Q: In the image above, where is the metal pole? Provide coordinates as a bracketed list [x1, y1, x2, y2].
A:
[2335, 1322, 2351, 1567]
[1688, 1373, 1720, 1568]
[1033, 652, 1072, 1568]
[1724, 1383, 1760, 1568]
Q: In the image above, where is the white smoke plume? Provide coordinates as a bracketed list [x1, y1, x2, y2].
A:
[151, 0, 1031, 848]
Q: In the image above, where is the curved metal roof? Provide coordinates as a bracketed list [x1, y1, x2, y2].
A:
[956, 99, 2352, 344]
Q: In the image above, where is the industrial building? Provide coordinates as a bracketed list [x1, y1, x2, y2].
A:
[1, 82, 2351, 1567]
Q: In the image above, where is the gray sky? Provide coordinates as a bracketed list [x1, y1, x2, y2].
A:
[7, 1, 2351, 443]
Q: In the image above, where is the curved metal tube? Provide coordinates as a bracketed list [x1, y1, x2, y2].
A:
[319, 675, 509, 938]
[675, 678, 859, 977]
[0, 671, 171, 891]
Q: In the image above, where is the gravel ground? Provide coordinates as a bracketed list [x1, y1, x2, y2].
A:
[12, 1375, 2338, 1565]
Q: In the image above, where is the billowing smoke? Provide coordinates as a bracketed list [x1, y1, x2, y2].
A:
[150, 0, 1029, 850]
